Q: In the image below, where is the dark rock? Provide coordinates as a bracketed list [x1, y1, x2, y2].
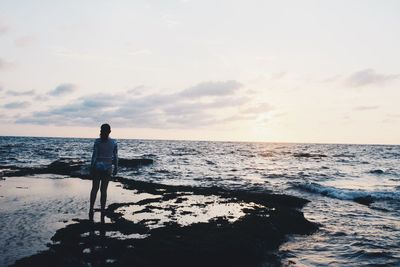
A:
[293, 153, 327, 158]
[2, 159, 89, 178]
[115, 177, 310, 209]
[1, 165, 49, 177]
[10, 174, 318, 267]
[354, 196, 374, 206]
[119, 158, 154, 168]
[47, 158, 87, 175]
[11, 202, 317, 267]
[369, 169, 384, 174]
[2, 157, 154, 179]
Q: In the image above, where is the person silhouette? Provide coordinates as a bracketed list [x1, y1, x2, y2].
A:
[89, 123, 118, 220]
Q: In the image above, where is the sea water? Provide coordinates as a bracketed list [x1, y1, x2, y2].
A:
[0, 136, 399, 266]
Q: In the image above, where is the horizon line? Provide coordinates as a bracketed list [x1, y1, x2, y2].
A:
[1, 134, 398, 146]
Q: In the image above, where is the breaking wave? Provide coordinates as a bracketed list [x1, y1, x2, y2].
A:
[293, 182, 400, 203]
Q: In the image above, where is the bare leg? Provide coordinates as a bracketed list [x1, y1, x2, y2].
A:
[100, 177, 110, 211]
[89, 179, 100, 219]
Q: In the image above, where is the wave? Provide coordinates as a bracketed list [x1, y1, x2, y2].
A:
[170, 147, 201, 156]
[368, 169, 399, 177]
[332, 154, 356, 158]
[293, 182, 400, 205]
[293, 153, 327, 158]
[259, 152, 275, 158]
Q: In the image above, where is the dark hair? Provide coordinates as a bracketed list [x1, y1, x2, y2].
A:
[100, 123, 111, 141]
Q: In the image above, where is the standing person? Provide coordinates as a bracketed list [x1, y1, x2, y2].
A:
[89, 123, 118, 220]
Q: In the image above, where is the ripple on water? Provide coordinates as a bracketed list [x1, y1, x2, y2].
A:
[1, 137, 400, 266]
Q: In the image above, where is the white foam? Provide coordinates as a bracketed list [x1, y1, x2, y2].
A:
[295, 182, 400, 202]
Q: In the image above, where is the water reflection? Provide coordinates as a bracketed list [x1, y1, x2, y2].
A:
[116, 194, 263, 228]
[1, 137, 400, 265]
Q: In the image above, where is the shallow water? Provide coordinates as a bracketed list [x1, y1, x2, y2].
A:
[0, 175, 154, 267]
[0, 136, 399, 266]
[116, 194, 260, 228]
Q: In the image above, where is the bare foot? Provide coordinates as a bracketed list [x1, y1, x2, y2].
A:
[89, 209, 94, 221]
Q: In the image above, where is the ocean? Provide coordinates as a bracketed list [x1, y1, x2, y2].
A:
[0, 136, 399, 266]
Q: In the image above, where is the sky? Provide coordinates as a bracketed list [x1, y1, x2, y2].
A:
[0, 0, 400, 144]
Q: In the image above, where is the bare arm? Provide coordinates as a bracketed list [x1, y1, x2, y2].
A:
[90, 140, 98, 169]
[113, 141, 118, 176]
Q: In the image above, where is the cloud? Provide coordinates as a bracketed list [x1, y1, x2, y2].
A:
[14, 35, 35, 47]
[180, 80, 242, 98]
[34, 95, 49, 101]
[354, 105, 379, 111]
[321, 75, 343, 83]
[0, 57, 13, 70]
[384, 114, 400, 123]
[241, 103, 273, 114]
[163, 96, 249, 116]
[6, 89, 35, 96]
[270, 71, 287, 80]
[161, 13, 180, 28]
[127, 49, 152, 56]
[220, 114, 258, 123]
[345, 69, 400, 87]
[127, 85, 146, 95]
[387, 114, 400, 118]
[0, 21, 9, 35]
[3, 101, 30, 109]
[15, 80, 272, 129]
[52, 47, 96, 60]
[48, 83, 76, 96]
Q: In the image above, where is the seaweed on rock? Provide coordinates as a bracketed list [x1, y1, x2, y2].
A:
[11, 176, 318, 267]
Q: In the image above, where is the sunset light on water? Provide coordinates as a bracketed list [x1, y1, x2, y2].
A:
[1, 1, 399, 266]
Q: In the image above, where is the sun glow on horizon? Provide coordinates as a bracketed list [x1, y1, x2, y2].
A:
[0, 1, 399, 144]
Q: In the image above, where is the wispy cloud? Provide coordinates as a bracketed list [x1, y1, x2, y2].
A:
[0, 20, 9, 35]
[14, 35, 35, 47]
[48, 83, 76, 96]
[161, 13, 179, 28]
[388, 114, 400, 118]
[354, 105, 379, 111]
[345, 69, 400, 87]
[242, 103, 273, 114]
[6, 89, 35, 96]
[321, 74, 343, 83]
[127, 49, 153, 56]
[127, 85, 147, 95]
[0, 57, 13, 70]
[4, 101, 31, 109]
[180, 80, 242, 98]
[16, 80, 272, 128]
[52, 47, 96, 60]
[34, 95, 49, 101]
[270, 71, 287, 80]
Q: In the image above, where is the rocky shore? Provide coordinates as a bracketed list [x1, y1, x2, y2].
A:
[1, 159, 318, 267]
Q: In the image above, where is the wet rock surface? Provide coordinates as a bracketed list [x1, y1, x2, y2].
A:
[0, 157, 154, 179]
[354, 196, 374, 206]
[47, 158, 87, 176]
[9, 175, 318, 267]
[118, 158, 154, 168]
